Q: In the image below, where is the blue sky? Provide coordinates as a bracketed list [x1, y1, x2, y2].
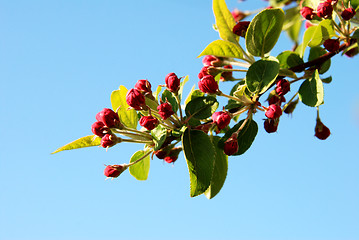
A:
[1, 0, 359, 239]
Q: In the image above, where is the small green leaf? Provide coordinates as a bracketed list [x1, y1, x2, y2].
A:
[52, 135, 101, 154]
[246, 58, 280, 94]
[283, 6, 302, 44]
[185, 96, 219, 120]
[129, 150, 150, 181]
[352, 29, 359, 40]
[145, 96, 159, 111]
[161, 90, 178, 113]
[308, 19, 336, 47]
[308, 47, 331, 74]
[298, 70, 324, 107]
[277, 50, 304, 70]
[245, 8, 285, 57]
[151, 125, 168, 151]
[155, 85, 162, 101]
[185, 85, 202, 105]
[322, 76, 332, 84]
[213, 0, 238, 43]
[198, 40, 243, 59]
[302, 0, 320, 8]
[111, 85, 138, 129]
[182, 129, 215, 197]
[178, 75, 189, 101]
[299, 25, 317, 57]
[204, 136, 228, 199]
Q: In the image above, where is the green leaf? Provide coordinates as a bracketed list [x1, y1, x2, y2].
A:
[161, 90, 178, 113]
[198, 40, 243, 59]
[151, 124, 167, 151]
[246, 57, 280, 94]
[178, 75, 189, 101]
[298, 25, 317, 57]
[204, 136, 228, 199]
[308, 47, 331, 74]
[283, 6, 302, 44]
[351, 29, 359, 40]
[245, 8, 285, 57]
[111, 85, 138, 129]
[145, 96, 159, 111]
[298, 70, 324, 107]
[185, 96, 219, 120]
[212, 0, 238, 43]
[52, 135, 101, 154]
[185, 85, 203, 105]
[302, 0, 320, 8]
[155, 85, 162, 101]
[308, 19, 336, 47]
[182, 129, 215, 197]
[129, 150, 150, 181]
[322, 76, 332, 84]
[277, 50, 304, 70]
[218, 119, 258, 156]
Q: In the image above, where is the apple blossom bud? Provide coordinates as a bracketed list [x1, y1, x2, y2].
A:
[300, 7, 315, 20]
[202, 55, 223, 67]
[104, 164, 127, 178]
[223, 135, 238, 156]
[96, 108, 121, 128]
[91, 121, 107, 137]
[126, 88, 146, 110]
[284, 98, 299, 114]
[232, 8, 246, 22]
[276, 79, 290, 96]
[101, 134, 119, 148]
[157, 102, 174, 120]
[265, 104, 282, 119]
[164, 148, 182, 163]
[220, 65, 233, 81]
[315, 119, 331, 140]
[268, 94, 286, 106]
[165, 72, 180, 93]
[198, 75, 219, 94]
[212, 111, 231, 130]
[232, 21, 250, 38]
[323, 39, 340, 53]
[264, 118, 279, 133]
[341, 8, 356, 21]
[154, 149, 167, 159]
[135, 79, 152, 94]
[139, 115, 159, 131]
[317, 1, 333, 19]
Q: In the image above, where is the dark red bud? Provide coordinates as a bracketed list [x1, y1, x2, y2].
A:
[315, 119, 331, 140]
[268, 94, 286, 106]
[139, 115, 159, 131]
[164, 155, 178, 163]
[223, 135, 238, 156]
[264, 118, 279, 133]
[135, 79, 152, 94]
[91, 121, 107, 137]
[212, 111, 231, 130]
[265, 104, 282, 119]
[104, 164, 126, 178]
[300, 7, 315, 20]
[154, 149, 167, 159]
[276, 79, 290, 96]
[157, 102, 174, 120]
[95, 108, 120, 128]
[232, 21, 250, 38]
[126, 88, 146, 110]
[198, 75, 219, 94]
[165, 72, 181, 93]
[323, 39, 340, 52]
[317, 1, 333, 19]
[220, 65, 233, 81]
[341, 8, 356, 21]
[101, 134, 118, 148]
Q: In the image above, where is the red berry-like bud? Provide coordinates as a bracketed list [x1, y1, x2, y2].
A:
[268, 94, 286, 106]
[223, 135, 238, 156]
[317, 1, 333, 18]
[264, 118, 279, 133]
[164, 155, 177, 163]
[165, 72, 181, 93]
[126, 88, 146, 110]
[202, 55, 222, 67]
[212, 111, 231, 130]
[139, 115, 158, 131]
[220, 65, 233, 81]
[164, 147, 182, 163]
[232, 8, 246, 22]
[232, 21, 250, 38]
[323, 39, 340, 52]
[91, 121, 107, 137]
[157, 102, 174, 120]
[300, 7, 315, 20]
[265, 104, 282, 119]
[315, 119, 331, 140]
[135, 79, 152, 94]
[341, 8, 356, 21]
[276, 79, 290, 96]
[101, 134, 118, 148]
[154, 149, 167, 159]
[198, 75, 219, 94]
[95, 108, 120, 128]
[104, 164, 126, 178]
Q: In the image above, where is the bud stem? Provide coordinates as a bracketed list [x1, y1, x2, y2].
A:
[222, 59, 250, 68]
[126, 150, 152, 167]
[217, 91, 242, 103]
[113, 129, 153, 141]
[174, 93, 184, 122]
[122, 126, 153, 139]
[282, 92, 299, 112]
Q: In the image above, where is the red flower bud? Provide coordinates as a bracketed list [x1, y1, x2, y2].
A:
[95, 108, 120, 128]
[323, 39, 340, 52]
[220, 65, 233, 81]
[139, 115, 158, 131]
[135, 79, 152, 94]
[202, 55, 222, 67]
[341, 8, 356, 21]
[276, 79, 290, 96]
[165, 72, 181, 93]
[163, 147, 181, 163]
[315, 119, 331, 140]
[157, 102, 174, 120]
[154, 149, 167, 159]
[212, 111, 231, 130]
[264, 118, 279, 133]
[91, 121, 107, 137]
[126, 88, 146, 110]
[300, 7, 315, 20]
[268, 94, 286, 106]
[223, 135, 238, 156]
[317, 1, 333, 19]
[232, 21, 250, 38]
[195, 122, 212, 134]
[198, 75, 219, 94]
[104, 164, 126, 178]
[232, 8, 246, 22]
[101, 134, 118, 148]
[265, 104, 282, 119]
[164, 155, 178, 163]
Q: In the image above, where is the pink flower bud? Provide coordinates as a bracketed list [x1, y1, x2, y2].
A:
[101, 134, 118, 148]
[95, 108, 120, 128]
[91, 121, 107, 137]
[126, 88, 146, 110]
[212, 111, 231, 130]
[163, 147, 181, 163]
[341, 8, 356, 21]
[139, 115, 158, 130]
[198, 75, 219, 94]
[164, 155, 178, 163]
[317, 1, 333, 18]
[264, 118, 279, 133]
[223, 135, 238, 156]
[232, 21, 250, 38]
[220, 65, 233, 81]
[265, 104, 282, 119]
[323, 39, 340, 52]
[202, 55, 222, 67]
[315, 119, 331, 140]
[165, 72, 180, 93]
[276, 79, 290, 96]
[300, 7, 315, 20]
[232, 8, 246, 22]
[135, 79, 152, 94]
[104, 164, 126, 178]
[157, 102, 174, 120]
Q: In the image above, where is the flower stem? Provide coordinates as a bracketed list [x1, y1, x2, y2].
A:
[126, 150, 152, 167]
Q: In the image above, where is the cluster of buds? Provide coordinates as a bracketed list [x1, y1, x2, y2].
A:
[198, 55, 234, 83]
[301, 0, 356, 21]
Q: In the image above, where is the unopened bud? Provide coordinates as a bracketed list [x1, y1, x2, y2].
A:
[101, 134, 120, 148]
[139, 115, 159, 131]
[300, 7, 315, 20]
[198, 75, 219, 94]
[315, 119, 331, 140]
[341, 8, 356, 21]
[232, 21, 250, 38]
[126, 88, 146, 110]
[212, 111, 231, 130]
[104, 164, 127, 178]
[95, 108, 121, 128]
[265, 104, 282, 119]
[91, 121, 108, 138]
[223, 135, 238, 156]
[276, 79, 290, 96]
[264, 118, 279, 133]
[157, 102, 174, 120]
[135, 79, 152, 94]
[165, 72, 181, 93]
[323, 39, 340, 53]
[317, 1, 333, 19]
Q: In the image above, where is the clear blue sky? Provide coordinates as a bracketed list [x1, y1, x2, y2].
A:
[1, 1, 359, 240]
